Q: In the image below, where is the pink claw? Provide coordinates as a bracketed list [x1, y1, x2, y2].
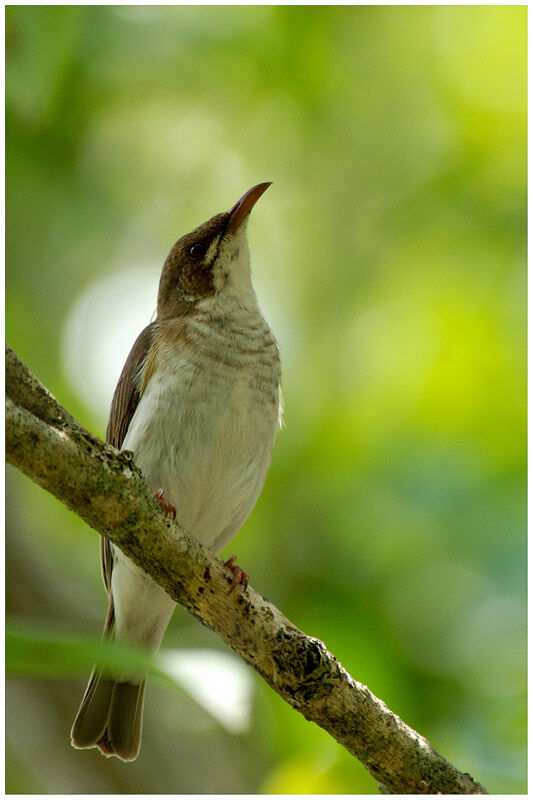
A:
[224, 554, 249, 594]
[154, 488, 176, 520]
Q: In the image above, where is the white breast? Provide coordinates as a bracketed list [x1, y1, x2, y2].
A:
[122, 308, 280, 553]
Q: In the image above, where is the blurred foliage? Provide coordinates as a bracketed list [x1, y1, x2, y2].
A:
[7, 622, 161, 681]
[6, 5, 525, 794]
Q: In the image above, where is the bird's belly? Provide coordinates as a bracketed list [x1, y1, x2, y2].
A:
[122, 360, 278, 551]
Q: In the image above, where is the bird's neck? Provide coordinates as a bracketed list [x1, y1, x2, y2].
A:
[196, 280, 259, 320]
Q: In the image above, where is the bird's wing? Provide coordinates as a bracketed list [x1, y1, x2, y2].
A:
[101, 322, 157, 598]
[106, 323, 157, 451]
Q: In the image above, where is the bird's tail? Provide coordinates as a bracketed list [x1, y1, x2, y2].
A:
[71, 668, 146, 762]
[71, 593, 146, 762]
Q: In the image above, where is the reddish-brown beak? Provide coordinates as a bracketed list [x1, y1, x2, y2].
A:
[227, 182, 272, 231]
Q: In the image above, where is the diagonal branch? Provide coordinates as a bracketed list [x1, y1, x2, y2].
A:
[5, 344, 486, 794]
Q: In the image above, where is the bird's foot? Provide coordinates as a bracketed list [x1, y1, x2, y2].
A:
[224, 554, 249, 594]
[154, 488, 176, 520]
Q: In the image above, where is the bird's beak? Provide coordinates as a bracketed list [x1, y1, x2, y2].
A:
[227, 182, 272, 231]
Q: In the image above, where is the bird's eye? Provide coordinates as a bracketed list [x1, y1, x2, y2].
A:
[189, 242, 207, 260]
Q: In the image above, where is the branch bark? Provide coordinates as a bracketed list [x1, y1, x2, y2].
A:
[5, 344, 486, 794]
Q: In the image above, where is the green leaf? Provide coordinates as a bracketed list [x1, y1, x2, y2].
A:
[6, 620, 170, 683]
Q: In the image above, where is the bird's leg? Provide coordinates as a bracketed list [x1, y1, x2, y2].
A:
[153, 488, 176, 520]
[224, 554, 249, 594]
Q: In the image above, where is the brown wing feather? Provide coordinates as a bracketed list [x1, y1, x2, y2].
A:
[106, 323, 157, 450]
[101, 323, 157, 600]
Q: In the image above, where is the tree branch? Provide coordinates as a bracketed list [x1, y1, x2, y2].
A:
[5, 344, 486, 794]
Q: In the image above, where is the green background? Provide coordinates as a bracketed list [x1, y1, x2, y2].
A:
[6, 5, 526, 794]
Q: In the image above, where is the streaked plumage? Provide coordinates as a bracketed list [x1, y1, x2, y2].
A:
[71, 184, 281, 761]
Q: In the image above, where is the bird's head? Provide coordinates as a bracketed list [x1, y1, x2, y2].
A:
[157, 182, 271, 319]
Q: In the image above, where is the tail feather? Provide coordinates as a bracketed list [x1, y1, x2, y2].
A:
[71, 669, 114, 748]
[71, 671, 145, 762]
[106, 681, 145, 761]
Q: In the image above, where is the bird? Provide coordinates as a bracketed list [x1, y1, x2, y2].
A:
[71, 182, 281, 761]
